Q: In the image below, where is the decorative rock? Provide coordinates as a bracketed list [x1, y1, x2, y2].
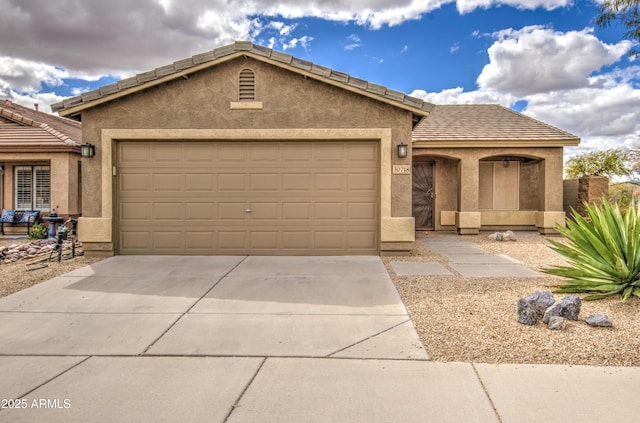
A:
[489, 231, 517, 241]
[523, 291, 555, 316]
[586, 314, 613, 327]
[488, 232, 503, 241]
[0, 238, 78, 265]
[548, 316, 568, 330]
[517, 298, 538, 325]
[559, 295, 581, 320]
[543, 302, 562, 324]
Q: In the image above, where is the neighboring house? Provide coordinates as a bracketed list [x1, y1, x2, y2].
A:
[52, 41, 579, 257]
[412, 104, 580, 234]
[0, 100, 82, 227]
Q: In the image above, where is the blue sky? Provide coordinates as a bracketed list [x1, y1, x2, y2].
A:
[0, 0, 638, 155]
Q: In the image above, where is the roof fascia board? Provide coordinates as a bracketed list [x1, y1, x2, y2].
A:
[0, 146, 81, 153]
[412, 139, 580, 148]
[58, 52, 248, 118]
[254, 54, 432, 116]
[58, 50, 432, 118]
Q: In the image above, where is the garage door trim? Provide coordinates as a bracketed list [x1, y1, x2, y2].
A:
[78, 128, 413, 249]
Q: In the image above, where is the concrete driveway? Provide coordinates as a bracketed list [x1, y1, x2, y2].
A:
[0, 256, 426, 358]
[2, 255, 483, 423]
[1, 254, 639, 422]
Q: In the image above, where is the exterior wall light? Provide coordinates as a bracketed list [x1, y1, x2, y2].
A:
[397, 142, 408, 159]
[81, 143, 96, 158]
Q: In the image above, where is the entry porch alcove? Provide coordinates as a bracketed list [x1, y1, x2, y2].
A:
[411, 151, 566, 235]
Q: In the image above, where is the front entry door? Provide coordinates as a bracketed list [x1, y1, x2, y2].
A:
[412, 161, 435, 229]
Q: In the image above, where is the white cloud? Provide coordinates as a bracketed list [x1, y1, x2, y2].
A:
[477, 26, 632, 97]
[0, 0, 576, 81]
[282, 36, 314, 50]
[345, 34, 362, 50]
[455, 0, 571, 13]
[401, 45, 409, 54]
[0, 0, 637, 152]
[0, 57, 68, 93]
[411, 26, 640, 154]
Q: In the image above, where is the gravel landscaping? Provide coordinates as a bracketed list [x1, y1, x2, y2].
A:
[0, 239, 103, 298]
[384, 231, 640, 367]
[2, 232, 639, 366]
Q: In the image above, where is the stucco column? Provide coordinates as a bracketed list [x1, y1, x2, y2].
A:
[456, 158, 481, 234]
[536, 150, 565, 234]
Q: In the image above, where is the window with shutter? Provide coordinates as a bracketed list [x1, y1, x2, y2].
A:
[34, 166, 51, 210]
[238, 68, 255, 101]
[14, 165, 50, 211]
[15, 166, 33, 210]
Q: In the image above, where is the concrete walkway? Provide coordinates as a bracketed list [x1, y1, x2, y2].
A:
[0, 252, 638, 422]
[392, 234, 541, 278]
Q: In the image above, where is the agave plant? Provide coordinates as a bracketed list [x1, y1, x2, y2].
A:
[542, 198, 640, 301]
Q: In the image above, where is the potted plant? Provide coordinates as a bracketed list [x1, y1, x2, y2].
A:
[29, 222, 48, 239]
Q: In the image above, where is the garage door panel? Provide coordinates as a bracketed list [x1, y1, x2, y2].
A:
[348, 232, 377, 249]
[185, 144, 216, 162]
[185, 173, 215, 192]
[218, 144, 247, 161]
[282, 232, 312, 249]
[119, 143, 151, 162]
[348, 173, 377, 191]
[348, 202, 377, 220]
[250, 231, 279, 249]
[153, 202, 182, 220]
[185, 203, 215, 220]
[315, 202, 345, 220]
[153, 174, 182, 191]
[250, 174, 280, 191]
[249, 202, 279, 220]
[218, 173, 246, 191]
[282, 202, 312, 219]
[250, 143, 280, 161]
[186, 232, 214, 249]
[314, 143, 345, 161]
[282, 143, 313, 161]
[218, 203, 246, 220]
[152, 144, 183, 162]
[218, 232, 247, 249]
[117, 141, 378, 255]
[120, 172, 151, 192]
[120, 231, 151, 250]
[120, 202, 151, 220]
[315, 232, 344, 249]
[348, 143, 377, 161]
[283, 173, 312, 191]
[153, 232, 183, 249]
[316, 173, 344, 191]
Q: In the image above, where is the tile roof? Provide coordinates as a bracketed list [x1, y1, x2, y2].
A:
[412, 104, 580, 146]
[0, 100, 81, 152]
[52, 41, 435, 118]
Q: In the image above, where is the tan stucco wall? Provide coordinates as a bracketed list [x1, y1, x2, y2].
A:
[413, 146, 565, 233]
[0, 152, 80, 216]
[78, 57, 415, 253]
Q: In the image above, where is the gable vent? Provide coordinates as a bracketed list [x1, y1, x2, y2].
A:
[238, 68, 256, 101]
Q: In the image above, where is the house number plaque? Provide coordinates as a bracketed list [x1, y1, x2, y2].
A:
[392, 165, 411, 175]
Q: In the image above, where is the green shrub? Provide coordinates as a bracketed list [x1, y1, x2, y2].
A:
[542, 198, 640, 301]
[28, 222, 48, 240]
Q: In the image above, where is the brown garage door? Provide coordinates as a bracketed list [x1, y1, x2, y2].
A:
[116, 140, 379, 255]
